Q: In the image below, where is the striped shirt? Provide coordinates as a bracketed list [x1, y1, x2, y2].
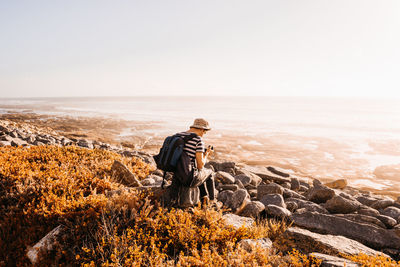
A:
[176, 131, 205, 164]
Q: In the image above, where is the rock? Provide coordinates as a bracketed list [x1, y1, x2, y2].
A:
[11, 138, 28, 147]
[27, 225, 65, 264]
[77, 139, 93, 149]
[235, 174, 252, 187]
[257, 183, 284, 199]
[25, 135, 36, 144]
[217, 190, 234, 205]
[218, 184, 239, 192]
[299, 185, 309, 192]
[141, 177, 156, 186]
[219, 189, 250, 212]
[304, 184, 335, 204]
[260, 194, 286, 208]
[235, 179, 245, 189]
[239, 201, 265, 218]
[313, 179, 322, 187]
[394, 225, 400, 237]
[381, 207, 400, 223]
[215, 171, 236, 184]
[207, 161, 236, 174]
[0, 134, 13, 142]
[377, 215, 397, 228]
[230, 189, 251, 212]
[222, 213, 254, 229]
[290, 177, 300, 191]
[371, 199, 394, 210]
[291, 211, 400, 250]
[356, 195, 378, 206]
[265, 204, 291, 219]
[310, 253, 359, 267]
[110, 160, 142, 187]
[152, 169, 164, 176]
[248, 189, 257, 198]
[238, 238, 273, 252]
[242, 165, 291, 184]
[325, 195, 362, 214]
[357, 207, 380, 217]
[283, 188, 305, 199]
[0, 141, 11, 147]
[335, 214, 386, 228]
[280, 227, 385, 258]
[286, 198, 329, 214]
[235, 169, 262, 186]
[324, 179, 347, 189]
[286, 201, 298, 212]
[266, 166, 290, 177]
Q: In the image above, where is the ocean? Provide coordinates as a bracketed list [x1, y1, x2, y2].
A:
[1, 96, 400, 193]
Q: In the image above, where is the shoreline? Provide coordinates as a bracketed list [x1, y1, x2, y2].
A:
[0, 111, 399, 198]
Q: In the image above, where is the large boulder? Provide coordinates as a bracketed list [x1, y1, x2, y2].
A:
[377, 215, 398, 229]
[304, 184, 335, 204]
[291, 211, 400, 251]
[207, 161, 236, 174]
[283, 188, 305, 199]
[357, 207, 380, 217]
[219, 189, 250, 212]
[279, 227, 387, 257]
[260, 194, 285, 208]
[235, 168, 262, 186]
[371, 199, 395, 210]
[234, 174, 252, 187]
[286, 198, 329, 214]
[239, 201, 265, 218]
[217, 190, 234, 205]
[381, 207, 400, 223]
[222, 213, 254, 229]
[110, 160, 142, 187]
[325, 195, 362, 214]
[242, 165, 291, 184]
[215, 171, 236, 184]
[356, 195, 378, 206]
[265, 204, 291, 219]
[257, 183, 284, 199]
[335, 214, 386, 228]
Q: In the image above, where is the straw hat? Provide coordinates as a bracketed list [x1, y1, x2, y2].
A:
[190, 118, 211, 131]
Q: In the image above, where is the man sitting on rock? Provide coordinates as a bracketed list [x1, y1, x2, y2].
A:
[168, 118, 216, 207]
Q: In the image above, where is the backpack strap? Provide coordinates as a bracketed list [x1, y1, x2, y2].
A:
[161, 171, 167, 189]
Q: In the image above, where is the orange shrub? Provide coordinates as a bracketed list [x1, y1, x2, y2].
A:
[0, 145, 152, 266]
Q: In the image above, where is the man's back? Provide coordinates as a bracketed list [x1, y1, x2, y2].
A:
[175, 132, 205, 165]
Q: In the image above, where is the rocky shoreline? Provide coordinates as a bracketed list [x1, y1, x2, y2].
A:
[1, 119, 400, 265]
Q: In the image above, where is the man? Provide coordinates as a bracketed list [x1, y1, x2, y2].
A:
[162, 119, 216, 208]
[174, 118, 215, 205]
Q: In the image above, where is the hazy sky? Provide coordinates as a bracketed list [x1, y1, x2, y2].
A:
[1, 1, 399, 98]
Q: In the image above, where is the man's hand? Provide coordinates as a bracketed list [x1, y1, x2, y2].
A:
[205, 145, 214, 157]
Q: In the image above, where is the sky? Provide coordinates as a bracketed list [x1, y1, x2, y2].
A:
[0, 0, 399, 98]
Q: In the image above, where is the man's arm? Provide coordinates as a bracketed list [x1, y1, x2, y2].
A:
[195, 151, 207, 169]
[195, 147, 213, 169]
